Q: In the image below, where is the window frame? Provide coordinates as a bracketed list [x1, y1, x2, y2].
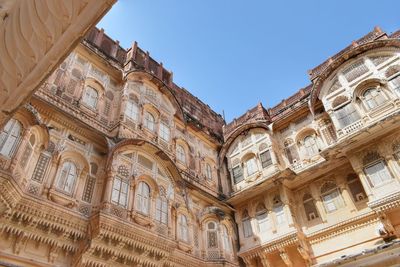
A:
[206, 221, 218, 249]
[82, 86, 99, 109]
[176, 145, 186, 164]
[143, 112, 156, 132]
[364, 160, 393, 187]
[232, 165, 244, 184]
[56, 161, 78, 195]
[245, 156, 258, 176]
[321, 182, 343, 213]
[303, 135, 319, 157]
[125, 100, 139, 121]
[205, 163, 213, 180]
[135, 181, 151, 215]
[159, 122, 170, 142]
[260, 150, 273, 168]
[334, 102, 361, 128]
[155, 195, 168, 225]
[0, 118, 22, 158]
[362, 87, 386, 110]
[111, 176, 129, 207]
[178, 214, 189, 242]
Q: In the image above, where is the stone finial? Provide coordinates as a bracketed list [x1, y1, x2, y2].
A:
[374, 26, 382, 33]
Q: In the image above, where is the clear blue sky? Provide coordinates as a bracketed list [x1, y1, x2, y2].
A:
[97, 0, 399, 122]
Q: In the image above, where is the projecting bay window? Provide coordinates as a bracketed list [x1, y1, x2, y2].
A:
[111, 176, 129, 207]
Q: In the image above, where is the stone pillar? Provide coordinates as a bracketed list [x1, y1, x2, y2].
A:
[102, 170, 116, 203]
[336, 176, 356, 211]
[309, 183, 327, 222]
[10, 128, 31, 173]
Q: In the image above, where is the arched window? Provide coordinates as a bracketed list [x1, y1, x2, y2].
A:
[205, 163, 212, 180]
[363, 88, 386, 110]
[242, 210, 252, 238]
[362, 151, 392, 187]
[178, 214, 189, 242]
[255, 204, 269, 233]
[155, 188, 168, 225]
[207, 221, 218, 248]
[176, 145, 186, 164]
[273, 196, 286, 225]
[125, 100, 139, 121]
[0, 118, 22, 158]
[303, 193, 319, 221]
[304, 135, 319, 157]
[136, 182, 151, 215]
[347, 174, 367, 202]
[221, 225, 232, 252]
[334, 102, 360, 128]
[321, 182, 343, 213]
[82, 86, 98, 109]
[111, 176, 129, 207]
[245, 156, 258, 176]
[144, 112, 155, 132]
[159, 122, 170, 142]
[56, 161, 77, 195]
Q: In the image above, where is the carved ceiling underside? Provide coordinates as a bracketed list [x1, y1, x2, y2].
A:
[0, 0, 116, 126]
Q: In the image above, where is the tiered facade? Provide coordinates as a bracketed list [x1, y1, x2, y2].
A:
[1, 26, 400, 267]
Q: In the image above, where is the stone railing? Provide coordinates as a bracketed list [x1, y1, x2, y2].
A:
[337, 120, 364, 138]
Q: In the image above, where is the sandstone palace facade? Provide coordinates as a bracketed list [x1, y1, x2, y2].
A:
[1, 26, 400, 267]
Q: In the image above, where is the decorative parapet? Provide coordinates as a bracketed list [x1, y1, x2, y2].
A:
[308, 27, 386, 81]
[223, 102, 270, 141]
